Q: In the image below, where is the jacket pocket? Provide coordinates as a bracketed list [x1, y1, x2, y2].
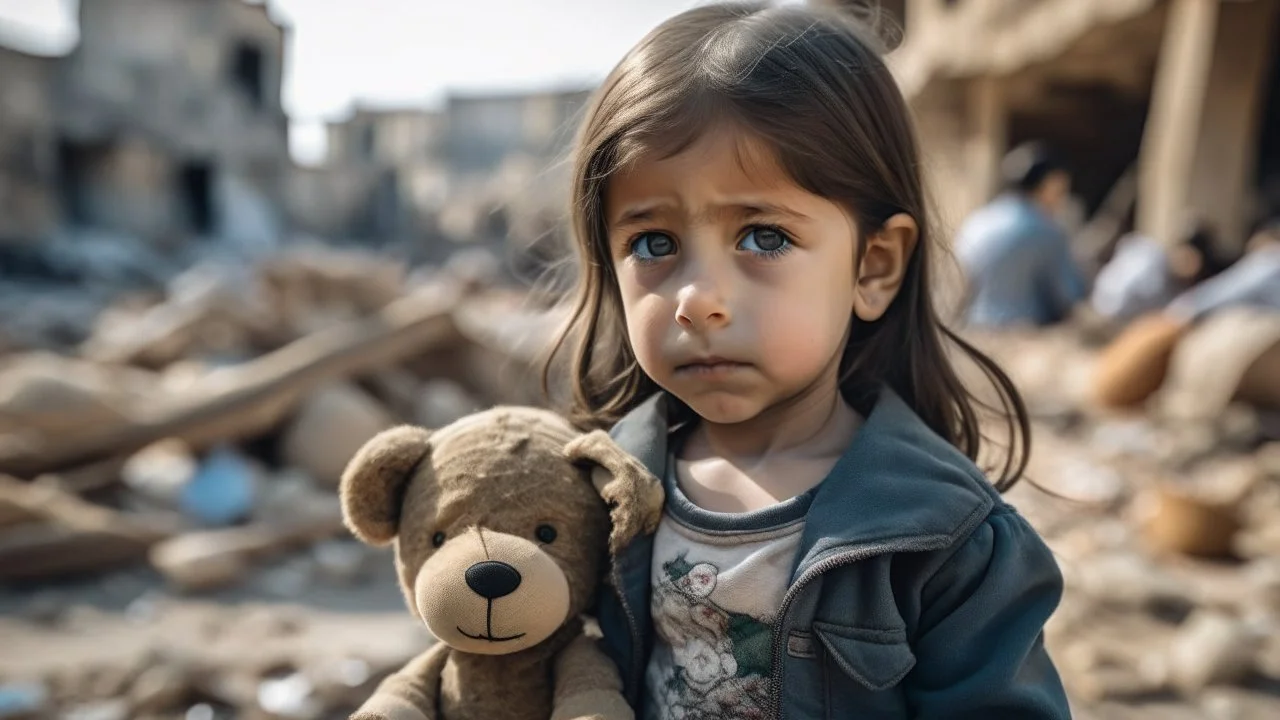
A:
[812, 621, 916, 692]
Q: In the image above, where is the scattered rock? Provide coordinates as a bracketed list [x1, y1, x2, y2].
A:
[1235, 520, 1280, 561]
[1256, 442, 1280, 480]
[1217, 404, 1263, 451]
[60, 699, 129, 720]
[363, 369, 422, 421]
[1071, 665, 1163, 703]
[253, 469, 326, 524]
[1153, 424, 1219, 469]
[310, 540, 369, 585]
[183, 703, 218, 720]
[1167, 611, 1262, 694]
[1190, 457, 1267, 506]
[1048, 457, 1126, 505]
[122, 439, 199, 507]
[255, 557, 315, 599]
[414, 378, 481, 429]
[0, 353, 135, 436]
[149, 500, 342, 592]
[128, 665, 191, 715]
[310, 656, 377, 710]
[19, 590, 67, 626]
[1090, 419, 1159, 461]
[235, 606, 305, 640]
[280, 383, 394, 488]
[84, 665, 136, 702]
[1072, 551, 1195, 614]
[1133, 484, 1242, 559]
[256, 672, 322, 720]
[124, 591, 167, 625]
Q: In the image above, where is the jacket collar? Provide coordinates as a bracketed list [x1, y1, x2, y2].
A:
[608, 388, 996, 570]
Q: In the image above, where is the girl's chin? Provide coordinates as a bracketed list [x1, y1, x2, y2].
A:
[668, 389, 769, 427]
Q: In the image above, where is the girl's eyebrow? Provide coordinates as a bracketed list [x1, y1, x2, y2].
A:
[611, 199, 810, 228]
[612, 203, 668, 228]
[728, 201, 811, 222]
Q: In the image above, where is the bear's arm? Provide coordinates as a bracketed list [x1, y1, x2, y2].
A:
[351, 641, 450, 720]
[550, 631, 634, 720]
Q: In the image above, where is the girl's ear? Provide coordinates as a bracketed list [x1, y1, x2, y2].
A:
[854, 213, 919, 322]
[339, 425, 433, 546]
[563, 430, 664, 556]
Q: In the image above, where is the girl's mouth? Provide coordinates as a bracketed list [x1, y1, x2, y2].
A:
[675, 359, 751, 376]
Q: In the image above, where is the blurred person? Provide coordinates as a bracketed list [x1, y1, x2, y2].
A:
[1092, 221, 1280, 412]
[543, 3, 1069, 718]
[1164, 220, 1280, 321]
[954, 141, 1088, 327]
[1089, 221, 1228, 325]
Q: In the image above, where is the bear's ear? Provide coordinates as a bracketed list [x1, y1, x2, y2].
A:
[563, 429, 664, 556]
[339, 425, 433, 546]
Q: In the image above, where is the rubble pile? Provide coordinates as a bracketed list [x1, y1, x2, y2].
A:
[969, 328, 1280, 720]
[0, 244, 562, 720]
[0, 264, 1278, 719]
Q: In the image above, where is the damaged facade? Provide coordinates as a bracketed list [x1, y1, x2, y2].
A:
[845, 0, 1280, 260]
[0, 46, 58, 249]
[293, 89, 591, 269]
[0, 0, 289, 254]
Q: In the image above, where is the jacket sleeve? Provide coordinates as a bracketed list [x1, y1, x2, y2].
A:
[904, 508, 1072, 719]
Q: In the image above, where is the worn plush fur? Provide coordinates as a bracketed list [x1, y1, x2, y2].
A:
[339, 406, 663, 720]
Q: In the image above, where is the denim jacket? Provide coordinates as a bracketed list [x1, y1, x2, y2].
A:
[594, 389, 1071, 719]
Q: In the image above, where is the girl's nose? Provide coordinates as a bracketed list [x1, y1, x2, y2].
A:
[675, 280, 730, 331]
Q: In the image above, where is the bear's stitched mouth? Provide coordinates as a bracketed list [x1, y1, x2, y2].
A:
[457, 626, 526, 642]
[455, 597, 526, 642]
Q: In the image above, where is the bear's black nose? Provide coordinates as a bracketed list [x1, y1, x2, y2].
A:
[465, 561, 522, 599]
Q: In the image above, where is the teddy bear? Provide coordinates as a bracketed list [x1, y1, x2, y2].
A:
[338, 405, 664, 720]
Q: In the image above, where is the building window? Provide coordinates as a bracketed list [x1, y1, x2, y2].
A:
[231, 40, 266, 109]
[360, 124, 378, 161]
[179, 161, 215, 234]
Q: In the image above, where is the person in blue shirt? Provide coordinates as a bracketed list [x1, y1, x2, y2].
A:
[955, 142, 1088, 327]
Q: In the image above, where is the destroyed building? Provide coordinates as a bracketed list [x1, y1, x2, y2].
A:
[0, 46, 58, 250]
[0, 0, 290, 255]
[819, 0, 1280, 261]
[288, 107, 448, 248]
[292, 88, 592, 271]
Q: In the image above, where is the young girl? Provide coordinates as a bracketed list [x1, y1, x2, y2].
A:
[543, 3, 1070, 718]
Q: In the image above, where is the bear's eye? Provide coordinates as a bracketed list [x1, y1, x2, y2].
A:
[431, 531, 446, 548]
[535, 525, 558, 544]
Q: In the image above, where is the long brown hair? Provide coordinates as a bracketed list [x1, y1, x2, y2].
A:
[541, 1, 1031, 491]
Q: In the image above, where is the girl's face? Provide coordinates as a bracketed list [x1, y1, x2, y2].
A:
[603, 130, 859, 425]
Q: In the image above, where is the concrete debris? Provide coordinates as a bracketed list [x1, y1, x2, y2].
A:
[148, 499, 344, 593]
[414, 378, 482, 430]
[1167, 611, 1264, 694]
[1132, 484, 1243, 560]
[280, 383, 394, 489]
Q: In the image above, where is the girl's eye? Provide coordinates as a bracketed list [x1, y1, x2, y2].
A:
[535, 524, 558, 544]
[431, 532, 446, 548]
[630, 232, 676, 260]
[739, 226, 791, 255]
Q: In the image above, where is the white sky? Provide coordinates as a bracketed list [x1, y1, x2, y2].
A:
[0, 0, 804, 164]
